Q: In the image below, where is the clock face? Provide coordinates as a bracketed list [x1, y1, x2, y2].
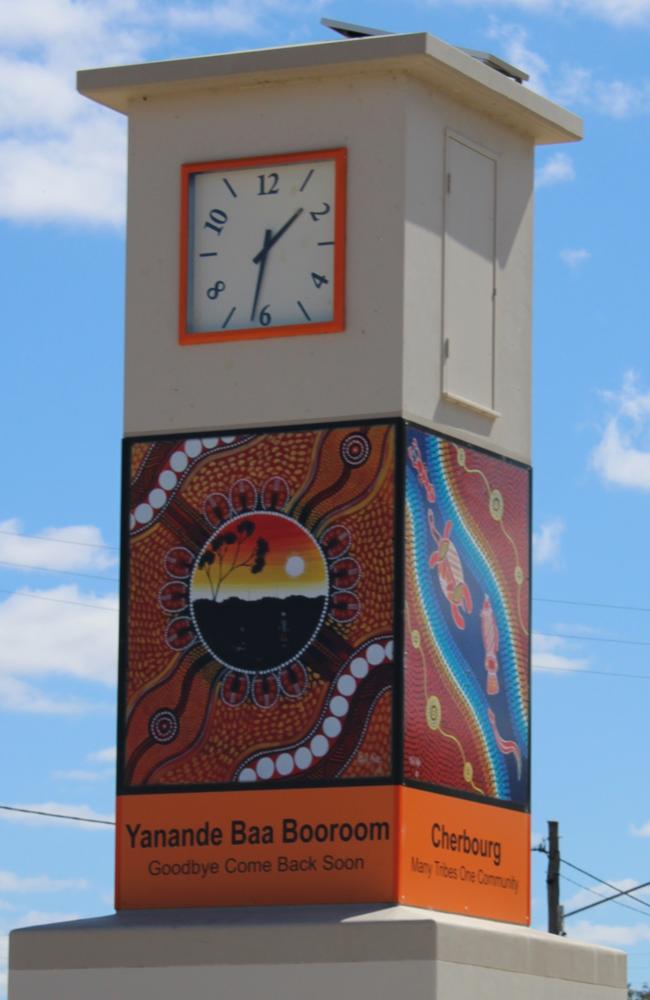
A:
[180, 149, 346, 344]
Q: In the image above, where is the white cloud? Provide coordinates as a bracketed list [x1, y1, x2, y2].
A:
[560, 248, 591, 268]
[631, 821, 650, 836]
[0, 519, 116, 572]
[488, 20, 550, 95]
[16, 910, 80, 927]
[0, 675, 92, 715]
[0, 118, 127, 227]
[463, 0, 650, 27]
[0, 871, 87, 893]
[535, 153, 575, 189]
[0, 0, 144, 227]
[0, 804, 114, 831]
[591, 372, 650, 491]
[569, 920, 650, 947]
[52, 769, 108, 781]
[489, 20, 650, 119]
[0, 585, 118, 688]
[573, 0, 650, 27]
[55, 746, 118, 779]
[532, 517, 564, 565]
[165, 1, 264, 33]
[532, 633, 588, 673]
[550, 622, 601, 638]
[555, 70, 650, 118]
[0, 581, 118, 711]
[87, 747, 117, 764]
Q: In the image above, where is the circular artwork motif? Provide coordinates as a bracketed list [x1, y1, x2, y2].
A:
[189, 512, 328, 673]
[149, 708, 179, 744]
[340, 432, 370, 467]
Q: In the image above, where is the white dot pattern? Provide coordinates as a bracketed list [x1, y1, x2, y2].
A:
[337, 674, 356, 697]
[294, 747, 313, 770]
[130, 437, 244, 533]
[256, 757, 274, 780]
[323, 716, 342, 739]
[149, 488, 166, 509]
[134, 503, 153, 524]
[237, 637, 392, 783]
[330, 695, 349, 718]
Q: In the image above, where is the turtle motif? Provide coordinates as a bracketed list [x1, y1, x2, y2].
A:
[427, 510, 473, 630]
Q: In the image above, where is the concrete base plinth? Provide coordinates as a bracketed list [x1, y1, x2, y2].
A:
[9, 904, 626, 1000]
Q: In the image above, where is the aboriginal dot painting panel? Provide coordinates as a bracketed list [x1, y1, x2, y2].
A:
[121, 423, 395, 790]
[404, 426, 530, 809]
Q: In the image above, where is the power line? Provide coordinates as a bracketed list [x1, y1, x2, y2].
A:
[538, 845, 650, 911]
[0, 588, 118, 612]
[0, 804, 114, 826]
[0, 560, 119, 583]
[561, 867, 650, 920]
[536, 666, 650, 681]
[564, 879, 650, 919]
[537, 630, 650, 650]
[562, 857, 650, 910]
[535, 596, 650, 615]
[561, 873, 650, 920]
[0, 528, 118, 551]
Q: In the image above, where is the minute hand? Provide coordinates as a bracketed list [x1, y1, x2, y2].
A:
[251, 207, 304, 265]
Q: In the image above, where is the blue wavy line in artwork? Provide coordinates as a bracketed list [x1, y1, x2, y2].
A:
[405, 428, 529, 806]
[423, 435, 528, 749]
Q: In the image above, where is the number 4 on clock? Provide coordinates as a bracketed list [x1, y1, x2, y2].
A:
[311, 272, 329, 289]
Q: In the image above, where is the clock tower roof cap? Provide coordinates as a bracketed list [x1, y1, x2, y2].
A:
[77, 32, 582, 146]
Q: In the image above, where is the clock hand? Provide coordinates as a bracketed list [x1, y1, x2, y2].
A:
[250, 209, 304, 322]
[251, 207, 304, 264]
[250, 228, 273, 322]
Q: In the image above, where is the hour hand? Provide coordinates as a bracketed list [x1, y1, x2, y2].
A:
[252, 207, 304, 264]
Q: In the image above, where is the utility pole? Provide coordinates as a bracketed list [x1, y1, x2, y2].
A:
[547, 819, 563, 934]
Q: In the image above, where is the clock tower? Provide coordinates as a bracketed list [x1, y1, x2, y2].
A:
[78, 25, 575, 917]
[9, 26, 627, 1000]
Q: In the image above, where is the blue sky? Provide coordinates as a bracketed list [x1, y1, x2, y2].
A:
[2, 0, 650, 992]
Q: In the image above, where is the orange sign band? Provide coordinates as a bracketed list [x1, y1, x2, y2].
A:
[116, 784, 529, 924]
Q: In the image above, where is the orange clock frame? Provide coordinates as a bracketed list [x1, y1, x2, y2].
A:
[179, 148, 347, 346]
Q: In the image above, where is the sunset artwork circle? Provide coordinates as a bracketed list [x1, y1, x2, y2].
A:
[189, 511, 328, 672]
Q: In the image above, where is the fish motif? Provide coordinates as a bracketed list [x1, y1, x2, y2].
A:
[480, 594, 500, 695]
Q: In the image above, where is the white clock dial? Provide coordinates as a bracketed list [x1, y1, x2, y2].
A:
[182, 150, 345, 341]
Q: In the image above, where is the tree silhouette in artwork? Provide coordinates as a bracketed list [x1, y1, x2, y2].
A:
[198, 519, 269, 601]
